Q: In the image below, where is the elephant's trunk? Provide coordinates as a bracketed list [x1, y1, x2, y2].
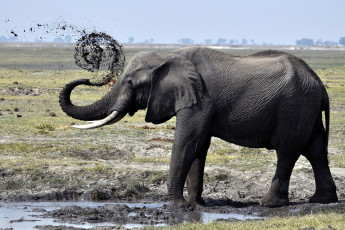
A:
[59, 78, 114, 121]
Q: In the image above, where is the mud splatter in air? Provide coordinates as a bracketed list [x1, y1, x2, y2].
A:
[10, 30, 18, 37]
[5, 19, 125, 83]
[74, 32, 125, 83]
[5, 19, 89, 41]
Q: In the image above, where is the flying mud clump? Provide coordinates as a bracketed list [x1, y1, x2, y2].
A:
[74, 32, 125, 85]
[5, 20, 125, 84]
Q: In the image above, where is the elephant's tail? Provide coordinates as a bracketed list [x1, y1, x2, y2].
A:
[322, 93, 330, 152]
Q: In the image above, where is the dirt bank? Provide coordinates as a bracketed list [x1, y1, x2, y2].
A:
[1, 160, 344, 229]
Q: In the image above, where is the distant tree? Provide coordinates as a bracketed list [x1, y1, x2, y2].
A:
[8, 35, 18, 42]
[323, 40, 337, 46]
[35, 38, 43, 43]
[65, 35, 72, 43]
[142, 38, 154, 44]
[250, 39, 255, 45]
[128, 36, 135, 43]
[339, 37, 345, 46]
[204, 39, 212, 44]
[296, 38, 314, 46]
[53, 37, 64, 43]
[216, 38, 227, 45]
[228, 39, 237, 45]
[241, 39, 248, 45]
[315, 39, 323, 46]
[0, 35, 8, 42]
[178, 38, 194, 44]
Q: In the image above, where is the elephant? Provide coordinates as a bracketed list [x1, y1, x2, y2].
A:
[59, 47, 338, 207]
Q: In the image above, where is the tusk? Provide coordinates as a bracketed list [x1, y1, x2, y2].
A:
[73, 111, 124, 129]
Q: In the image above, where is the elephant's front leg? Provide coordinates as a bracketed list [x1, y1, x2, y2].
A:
[167, 141, 197, 207]
[186, 136, 211, 205]
[167, 108, 212, 208]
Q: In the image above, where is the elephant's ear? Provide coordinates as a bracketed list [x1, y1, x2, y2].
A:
[145, 56, 204, 124]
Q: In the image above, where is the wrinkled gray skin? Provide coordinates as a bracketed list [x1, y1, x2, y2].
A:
[60, 47, 338, 208]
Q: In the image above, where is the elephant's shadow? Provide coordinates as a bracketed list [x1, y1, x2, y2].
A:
[203, 198, 260, 208]
[200, 198, 345, 219]
[203, 198, 323, 208]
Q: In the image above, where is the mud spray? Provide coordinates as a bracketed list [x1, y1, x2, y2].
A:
[74, 31, 125, 84]
[6, 19, 126, 84]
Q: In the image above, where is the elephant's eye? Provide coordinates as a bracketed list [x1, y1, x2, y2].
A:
[127, 79, 133, 85]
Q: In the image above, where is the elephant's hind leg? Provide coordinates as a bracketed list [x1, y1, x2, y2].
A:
[261, 148, 300, 207]
[303, 118, 338, 204]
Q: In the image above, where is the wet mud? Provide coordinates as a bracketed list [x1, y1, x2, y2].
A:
[1, 199, 344, 230]
[40, 201, 261, 228]
[42, 200, 345, 226]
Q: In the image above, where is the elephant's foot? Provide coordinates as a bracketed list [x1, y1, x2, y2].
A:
[170, 198, 190, 209]
[309, 191, 338, 204]
[187, 196, 206, 206]
[261, 193, 289, 208]
[261, 179, 289, 208]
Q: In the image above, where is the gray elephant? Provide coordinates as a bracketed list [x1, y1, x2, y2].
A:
[59, 47, 338, 207]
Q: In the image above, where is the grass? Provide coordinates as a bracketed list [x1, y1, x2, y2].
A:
[206, 147, 277, 169]
[132, 156, 171, 164]
[0, 47, 344, 176]
[147, 212, 345, 230]
[0, 44, 344, 228]
[35, 123, 55, 134]
[0, 44, 76, 70]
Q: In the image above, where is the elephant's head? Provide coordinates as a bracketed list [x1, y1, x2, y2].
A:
[59, 51, 205, 128]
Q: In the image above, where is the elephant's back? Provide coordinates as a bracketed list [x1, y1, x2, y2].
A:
[208, 54, 293, 108]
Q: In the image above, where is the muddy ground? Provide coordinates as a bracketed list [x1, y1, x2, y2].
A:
[1, 83, 345, 229]
[1, 135, 344, 230]
[3, 199, 339, 230]
[2, 194, 345, 230]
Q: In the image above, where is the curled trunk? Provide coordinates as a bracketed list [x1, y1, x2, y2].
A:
[59, 79, 113, 121]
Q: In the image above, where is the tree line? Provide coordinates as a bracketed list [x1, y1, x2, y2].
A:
[177, 37, 345, 46]
[0, 34, 72, 43]
[296, 37, 345, 46]
[1, 34, 345, 46]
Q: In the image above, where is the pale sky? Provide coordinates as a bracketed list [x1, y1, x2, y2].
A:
[1, 0, 345, 45]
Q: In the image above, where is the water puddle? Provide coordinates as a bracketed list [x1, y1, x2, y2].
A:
[0, 202, 115, 229]
[0, 201, 261, 229]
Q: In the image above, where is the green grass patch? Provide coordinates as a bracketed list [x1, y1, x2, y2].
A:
[132, 156, 171, 164]
[86, 163, 113, 175]
[35, 123, 55, 134]
[206, 147, 276, 170]
[147, 171, 169, 185]
[0, 142, 58, 156]
[0, 156, 78, 190]
[206, 148, 241, 164]
[150, 212, 345, 230]
[329, 153, 345, 168]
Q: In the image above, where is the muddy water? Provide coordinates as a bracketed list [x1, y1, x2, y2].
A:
[0, 201, 261, 229]
[0, 202, 115, 229]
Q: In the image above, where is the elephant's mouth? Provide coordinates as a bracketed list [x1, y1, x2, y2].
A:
[72, 111, 125, 129]
[128, 106, 139, 116]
